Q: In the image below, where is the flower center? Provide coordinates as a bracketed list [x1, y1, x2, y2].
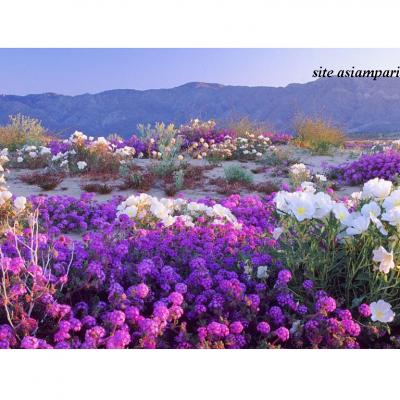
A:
[297, 207, 306, 215]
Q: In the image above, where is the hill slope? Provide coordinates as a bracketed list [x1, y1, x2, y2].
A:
[1, 78, 400, 137]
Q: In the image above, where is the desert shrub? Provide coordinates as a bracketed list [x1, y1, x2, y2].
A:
[173, 169, 184, 190]
[119, 166, 156, 192]
[0, 114, 49, 151]
[20, 171, 64, 190]
[253, 181, 279, 195]
[38, 175, 64, 191]
[182, 165, 209, 189]
[139, 123, 184, 177]
[294, 117, 346, 154]
[20, 172, 42, 185]
[228, 117, 270, 138]
[82, 183, 113, 194]
[261, 146, 299, 167]
[224, 165, 254, 185]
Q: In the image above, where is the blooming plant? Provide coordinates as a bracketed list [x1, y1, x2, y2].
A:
[273, 177, 400, 316]
[331, 150, 400, 185]
[288, 163, 311, 187]
[14, 145, 52, 169]
[234, 131, 270, 160]
[116, 193, 240, 229]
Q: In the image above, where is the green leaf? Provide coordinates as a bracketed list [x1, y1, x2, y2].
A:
[351, 296, 365, 308]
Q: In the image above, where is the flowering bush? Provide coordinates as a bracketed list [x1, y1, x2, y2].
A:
[234, 131, 270, 160]
[331, 150, 400, 185]
[288, 163, 311, 186]
[116, 193, 240, 228]
[274, 177, 400, 318]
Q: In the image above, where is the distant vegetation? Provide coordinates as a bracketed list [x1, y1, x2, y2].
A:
[293, 117, 346, 154]
[0, 114, 49, 151]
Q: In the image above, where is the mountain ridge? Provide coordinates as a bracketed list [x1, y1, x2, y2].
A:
[1, 78, 400, 137]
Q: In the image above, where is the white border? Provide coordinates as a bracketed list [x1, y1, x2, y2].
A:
[0, 0, 399, 398]
[0, 0, 400, 47]
[0, 349, 398, 399]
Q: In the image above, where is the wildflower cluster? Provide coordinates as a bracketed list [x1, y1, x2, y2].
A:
[274, 177, 400, 316]
[116, 193, 240, 228]
[331, 150, 400, 185]
[235, 131, 270, 160]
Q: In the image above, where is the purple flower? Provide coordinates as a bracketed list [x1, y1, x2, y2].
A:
[302, 280, 314, 291]
[277, 269, 292, 284]
[315, 296, 336, 314]
[257, 321, 271, 335]
[230, 321, 244, 335]
[21, 336, 39, 349]
[168, 291, 184, 306]
[274, 327, 290, 342]
[207, 322, 229, 338]
[358, 303, 372, 317]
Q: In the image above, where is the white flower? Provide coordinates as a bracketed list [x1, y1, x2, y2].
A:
[361, 201, 381, 218]
[315, 174, 327, 182]
[362, 178, 392, 200]
[381, 206, 400, 226]
[301, 181, 316, 193]
[14, 196, 27, 212]
[370, 300, 395, 323]
[177, 155, 184, 161]
[17, 156, 23, 163]
[351, 191, 362, 200]
[0, 189, 12, 205]
[288, 193, 315, 221]
[257, 266, 269, 279]
[289, 163, 309, 176]
[272, 227, 283, 240]
[382, 189, 400, 210]
[369, 214, 388, 236]
[77, 161, 87, 170]
[332, 202, 350, 222]
[312, 192, 333, 219]
[28, 151, 37, 158]
[372, 246, 395, 273]
[40, 147, 51, 155]
[70, 131, 87, 142]
[344, 214, 370, 236]
[275, 191, 296, 214]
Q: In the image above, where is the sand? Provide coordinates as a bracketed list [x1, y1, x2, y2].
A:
[5, 147, 363, 201]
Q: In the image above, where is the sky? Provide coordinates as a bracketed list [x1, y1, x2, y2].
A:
[1, 48, 400, 95]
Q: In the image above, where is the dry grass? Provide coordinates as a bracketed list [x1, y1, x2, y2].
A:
[294, 117, 346, 154]
[0, 114, 50, 151]
[228, 117, 272, 138]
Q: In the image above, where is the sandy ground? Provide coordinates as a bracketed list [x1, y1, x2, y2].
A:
[5, 147, 363, 201]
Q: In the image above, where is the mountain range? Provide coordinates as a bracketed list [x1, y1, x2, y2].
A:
[1, 77, 400, 137]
